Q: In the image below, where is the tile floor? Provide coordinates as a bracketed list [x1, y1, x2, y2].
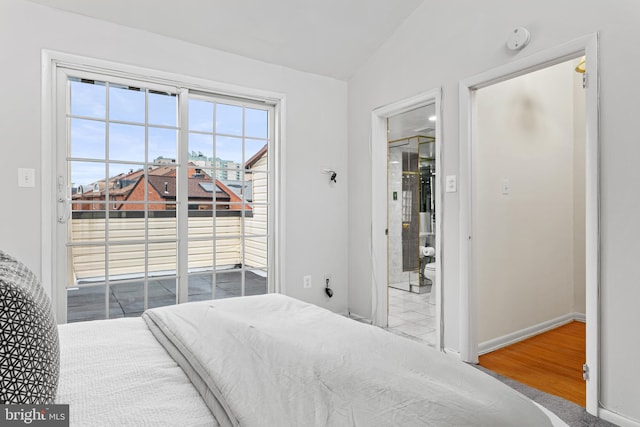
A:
[387, 286, 436, 347]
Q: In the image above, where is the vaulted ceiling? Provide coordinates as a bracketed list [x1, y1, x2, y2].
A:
[27, 0, 424, 80]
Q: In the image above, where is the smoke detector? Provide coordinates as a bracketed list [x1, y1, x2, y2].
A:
[506, 27, 531, 51]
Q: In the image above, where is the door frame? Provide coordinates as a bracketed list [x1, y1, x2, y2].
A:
[41, 50, 287, 323]
[371, 88, 443, 351]
[458, 33, 600, 414]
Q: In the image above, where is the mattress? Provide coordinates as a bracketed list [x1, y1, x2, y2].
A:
[56, 317, 217, 427]
[143, 294, 568, 427]
[56, 295, 569, 427]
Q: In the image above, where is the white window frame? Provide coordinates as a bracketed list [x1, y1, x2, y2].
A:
[41, 50, 286, 323]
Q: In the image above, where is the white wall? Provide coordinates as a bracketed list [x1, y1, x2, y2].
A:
[474, 61, 578, 343]
[0, 0, 349, 314]
[348, 0, 640, 421]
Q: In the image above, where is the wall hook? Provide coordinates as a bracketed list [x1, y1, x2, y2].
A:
[322, 168, 337, 183]
[325, 276, 334, 298]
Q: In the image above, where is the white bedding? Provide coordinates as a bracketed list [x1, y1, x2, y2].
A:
[56, 317, 217, 427]
[143, 294, 564, 427]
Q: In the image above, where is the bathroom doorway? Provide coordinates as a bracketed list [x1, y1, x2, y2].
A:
[459, 34, 599, 413]
[370, 89, 442, 351]
[386, 105, 437, 347]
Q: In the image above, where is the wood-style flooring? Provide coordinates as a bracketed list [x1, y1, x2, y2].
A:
[479, 321, 586, 407]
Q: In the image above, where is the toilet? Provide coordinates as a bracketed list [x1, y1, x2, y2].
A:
[419, 246, 437, 304]
[423, 262, 437, 305]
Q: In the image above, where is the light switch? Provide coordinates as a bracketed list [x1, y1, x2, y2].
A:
[445, 175, 457, 193]
[18, 168, 35, 188]
[502, 178, 510, 195]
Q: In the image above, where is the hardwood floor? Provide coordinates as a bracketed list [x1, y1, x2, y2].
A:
[479, 321, 586, 407]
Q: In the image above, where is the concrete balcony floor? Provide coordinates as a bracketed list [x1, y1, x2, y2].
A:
[67, 270, 266, 323]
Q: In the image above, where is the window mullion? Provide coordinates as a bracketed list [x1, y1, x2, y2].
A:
[268, 106, 276, 294]
[104, 81, 111, 319]
[143, 88, 150, 312]
[212, 100, 218, 300]
[177, 88, 190, 304]
[241, 106, 246, 297]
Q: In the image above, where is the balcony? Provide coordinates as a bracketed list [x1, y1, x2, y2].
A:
[66, 212, 268, 322]
[67, 270, 267, 323]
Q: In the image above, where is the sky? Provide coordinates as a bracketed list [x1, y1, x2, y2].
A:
[69, 79, 268, 187]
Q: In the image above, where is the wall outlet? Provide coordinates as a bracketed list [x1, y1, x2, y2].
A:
[303, 275, 312, 288]
[18, 168, 35, 188]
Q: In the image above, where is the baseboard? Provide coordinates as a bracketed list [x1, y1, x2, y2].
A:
[444, 347, 461, 359]
[573, 312, 586, 322]
[478, 312, 584, 355]
[599, 408, 640, 427]
[348, 312, 372, 324]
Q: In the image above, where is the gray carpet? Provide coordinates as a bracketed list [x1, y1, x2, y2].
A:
[474, 366, 617, 427]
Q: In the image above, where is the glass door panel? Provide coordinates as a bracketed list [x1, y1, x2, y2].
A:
[62, 73, 180, 322]
[57, 69, 275, 323]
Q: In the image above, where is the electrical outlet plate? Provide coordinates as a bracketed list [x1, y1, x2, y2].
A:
[303, 275, 312, 289]
[18, 168, 35, 188]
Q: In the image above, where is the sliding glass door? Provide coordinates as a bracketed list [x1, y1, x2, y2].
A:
[55, 68, 274, 323]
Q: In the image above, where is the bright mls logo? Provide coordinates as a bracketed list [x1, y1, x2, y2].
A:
[0, 405, 68, 426]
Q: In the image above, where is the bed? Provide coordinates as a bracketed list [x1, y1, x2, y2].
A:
[1, 251, 568, 426]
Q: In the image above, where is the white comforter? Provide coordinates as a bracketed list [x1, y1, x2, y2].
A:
[57, 318, 217, 427]
[143, 294, 555, 427]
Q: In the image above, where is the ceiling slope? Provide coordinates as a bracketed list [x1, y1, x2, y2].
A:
[27, 0, 424, 80]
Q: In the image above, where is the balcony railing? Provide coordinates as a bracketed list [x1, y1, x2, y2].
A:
[68, 211, 267, 286]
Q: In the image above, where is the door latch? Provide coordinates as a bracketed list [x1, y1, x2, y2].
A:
[582, 363, 589, 381]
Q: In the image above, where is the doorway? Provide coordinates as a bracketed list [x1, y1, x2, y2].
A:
[386, 105, 437, 346]
[458, 34, 599, 414]
[370, 89, 442, 351]
[473, 56, 587, 406]
[42, 52, 280, 324]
